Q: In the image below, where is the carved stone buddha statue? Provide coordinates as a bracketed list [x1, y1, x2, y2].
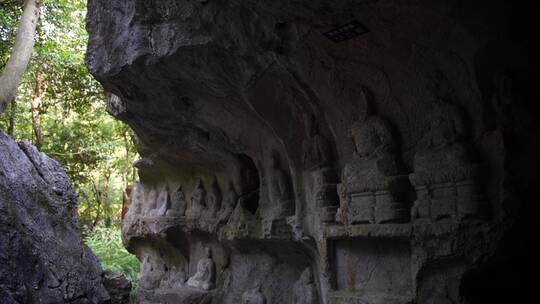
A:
[267, 152, 294, 219]
[242, 283, 266, 304]
[203, 177, 221, 219]
[156, 184, 171, 216]
[144, 188, 158, 216]
[338, 107, 409, 224]
[186, 247, 216, 291]
[166, 186, 187, 217]
[302, 113, 339, 223]
[292, 267, 318, 304]
[186, 179, 206, 219]
[127, 181, 143, 217]
[217, 181, 238, 223]
[342, 115, 400, 193]
[302, 113, 332, 171]
[410, 98, 486, 221]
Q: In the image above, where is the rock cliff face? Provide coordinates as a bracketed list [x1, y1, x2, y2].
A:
[86, 1, 536, 303]
[0, 131, 110, 303]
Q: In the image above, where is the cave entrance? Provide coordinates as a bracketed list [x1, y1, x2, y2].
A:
[236, 153, 260, 214]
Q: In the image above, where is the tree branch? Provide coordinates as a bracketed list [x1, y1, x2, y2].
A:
[0, 0, 39, 114]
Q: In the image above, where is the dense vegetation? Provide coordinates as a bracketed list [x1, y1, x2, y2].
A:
[85, 228, 140, 283]
[1, 0, 139, 282]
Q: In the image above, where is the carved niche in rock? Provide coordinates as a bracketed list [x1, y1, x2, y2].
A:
[203, 176, 222, 219]
[186, 179, 206, 219]
[241, 283, 267, 304]
[157, 184, 172, 216]
[217, 181, 238, 223]
[267, 151, 294, 220]
[313, 168, 339, 224]
[166, 186, 187, 217]
[292, 267, 319, 304]
[410, 98, 486, 221]
[126, 181, 144, 218]
[338, 113, 409, 224]
[144, 188, 159, 216]
[225, 155, 261, 234]
[302, 113, 332, 171]
[226, 196, 259, 236]
[139, 254, 166, 291]
[260, 151, 296, 237]
[186, 247, 216, 291]
[302, 113, 339, 223]
[160, 264, 187, 289]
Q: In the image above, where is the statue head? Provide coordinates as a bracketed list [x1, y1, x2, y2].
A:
[304, 113, 319, 138]
[159, 184, 171, 202]
[211, 176, 221, 193]
[359, 86, 376, 120]
[226, 181, 237, 199]
[176, 186, 185, 199]
[425, 97, 467, 148]
[270, 151, 281, 169]
[192, 178, 206, 204]
[351, 115, 396, 158]
[203, 246, 212, 258]
[300, 267, 314, 284]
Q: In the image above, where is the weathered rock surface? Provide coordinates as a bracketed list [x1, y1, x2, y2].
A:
[103, 270, 132, 304]
[0, 131, 110, 303]
[86, 0, 537, 303]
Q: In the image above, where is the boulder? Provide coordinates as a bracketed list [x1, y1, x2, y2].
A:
[0, 131, 109, 303]
[103, 270, 131, 304]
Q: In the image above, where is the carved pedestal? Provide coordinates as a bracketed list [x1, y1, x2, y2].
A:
[348, 192, 375, 224]
[412, 186, 430, 220]
[312, 168, 339, 223]
[375, 190, 410, 224]
[431, 182, 457, 220]
[411, 180, 486, 222]
[320, 206, 339, 223]
[456, 180, 485, 219]
[262, 218, 293, 238]
[343, 175, 410, 225]
[410, 140, 488, 222]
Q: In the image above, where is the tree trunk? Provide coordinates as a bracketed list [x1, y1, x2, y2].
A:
[121, 126, 132, 222]
[31, 68, 44, 148]
[122, 125, 131, 189]
[7, 99, 16, 136]
[90, 178, 103, 231]
[103, 173, 112, 228]
[0, 0, 39, 115]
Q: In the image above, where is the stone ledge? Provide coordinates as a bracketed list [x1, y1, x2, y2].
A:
[139, 286, 215, 304]
[323, 220, 491, 240]
[328, 291, 414, 304]
[123, 216, 295, 242]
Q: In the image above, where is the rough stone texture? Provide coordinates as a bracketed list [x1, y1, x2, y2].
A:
[0, 131, 110, 303]
[103, 270, 132, 304]
[86, 0, 537, 303]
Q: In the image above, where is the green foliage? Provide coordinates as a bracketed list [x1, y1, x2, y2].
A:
[85, 227, 140, 285]
[0, 1, 138, 233]
[0, 0, 22, 69]
[1, 1, 142, 295]
[2, 0, 141, 290]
